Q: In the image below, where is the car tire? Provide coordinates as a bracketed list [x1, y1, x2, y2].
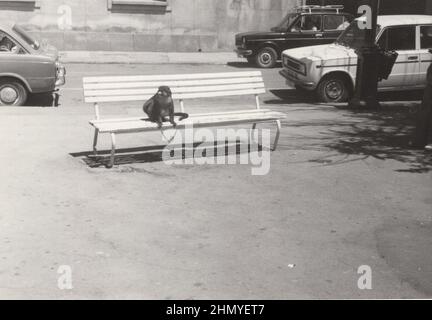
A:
[316, 75, 350, 103]
[255, 47, 277, 69]
[0, 80, 28, 106]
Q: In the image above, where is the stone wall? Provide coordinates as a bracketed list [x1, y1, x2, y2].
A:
[0, 0, 301, 51]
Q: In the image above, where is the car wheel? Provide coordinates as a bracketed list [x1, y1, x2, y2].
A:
[316, 75, 350, 103]
[0, 80, 28, 106]
[255, 47, 277, 68]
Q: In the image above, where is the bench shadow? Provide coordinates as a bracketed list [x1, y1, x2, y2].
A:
[70, 140, 264, 169]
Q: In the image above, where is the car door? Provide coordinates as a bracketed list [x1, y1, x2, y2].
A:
[418, 25, 432, 86]
[376, 25, 419, 89]
[323, 14, 350, 43]
[284, 14, 326, 51]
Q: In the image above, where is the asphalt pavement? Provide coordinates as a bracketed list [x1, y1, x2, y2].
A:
[0, 62, 431, 299]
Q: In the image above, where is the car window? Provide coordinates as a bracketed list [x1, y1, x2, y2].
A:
[276, 13, 298, 30]
[377, 26, 416, 51]
[324, 15, 347, 31]
[420, 25, 432, 49]
[0, 33, 19, 54]
[291, 15, 322, 32]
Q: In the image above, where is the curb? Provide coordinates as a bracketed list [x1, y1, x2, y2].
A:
[59, 51, 244, 65]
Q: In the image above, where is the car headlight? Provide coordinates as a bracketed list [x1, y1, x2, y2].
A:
[297, 62, 307, 76]
[284, 56, 307, 76]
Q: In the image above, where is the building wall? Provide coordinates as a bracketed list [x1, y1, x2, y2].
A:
[0, 0, 301, 51]
[307, 0, 432, 15]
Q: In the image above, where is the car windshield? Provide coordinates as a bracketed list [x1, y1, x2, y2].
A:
[335, 20, 381, 49]
[274, 13, 297, 30]
[12, 24, 40, 50]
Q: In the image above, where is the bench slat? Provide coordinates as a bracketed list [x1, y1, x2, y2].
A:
[83, 71, 263, 84]
[85, 88, 266, 103]
[90, 109, 278, 124]
[91, 112, 285, 134]
[85, 83, 266, 98]
[83, 77, 264, 91]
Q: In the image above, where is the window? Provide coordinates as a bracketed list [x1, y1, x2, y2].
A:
[377, 26, 416, 51]
[324, 15, 348, 31]
[108, 0, 170, 12]
[291, 15, 322, 32]
[0, 32, 23, 54]
[420, 25, 432, 49]
[0, 0, 39, 10]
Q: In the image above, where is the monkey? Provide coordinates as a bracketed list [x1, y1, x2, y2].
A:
[143, 86, 188, 128]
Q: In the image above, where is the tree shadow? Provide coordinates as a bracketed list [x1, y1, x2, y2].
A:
[70, 140, 264, 169]
[305, 106, 432, 173]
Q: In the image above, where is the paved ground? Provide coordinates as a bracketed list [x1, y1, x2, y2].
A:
[0, 62, 431, 299]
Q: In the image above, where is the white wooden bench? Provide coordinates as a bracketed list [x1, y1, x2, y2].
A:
[83, 71, 285, 168]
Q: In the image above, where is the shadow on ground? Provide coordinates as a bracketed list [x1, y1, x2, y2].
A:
[25, 92, 60, 107]
[263, 87, 431, 173]
[70, 141, 264, 169]
[266, 89, 424, 105]
[226, 62, 282, 69]
[280, 102, 432, 173]
[315, 109, 431, 173]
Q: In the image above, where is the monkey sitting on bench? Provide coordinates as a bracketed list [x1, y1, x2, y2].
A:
[143, 86, 189, 128]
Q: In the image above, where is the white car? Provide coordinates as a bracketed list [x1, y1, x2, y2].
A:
[279, 15, 432, 102]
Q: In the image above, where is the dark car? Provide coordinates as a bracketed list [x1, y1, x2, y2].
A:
[234, 5, 354, 68]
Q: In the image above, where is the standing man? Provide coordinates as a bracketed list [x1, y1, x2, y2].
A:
[412, 49, 432, 150]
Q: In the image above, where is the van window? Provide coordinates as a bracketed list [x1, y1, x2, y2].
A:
[420, 26, 432, 49]
[378, 26, 416, 51]
[291, 15, 322, 32]
[324, 15, 347, 31]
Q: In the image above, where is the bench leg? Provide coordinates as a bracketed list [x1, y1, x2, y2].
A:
[272, 120, 281, 152]
[93, 129, 99, 157]
[108, 133, 116, 168]
[250, 123, 258, 149]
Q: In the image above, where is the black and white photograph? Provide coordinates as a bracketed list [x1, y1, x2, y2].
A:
[0, 0, 431, 306]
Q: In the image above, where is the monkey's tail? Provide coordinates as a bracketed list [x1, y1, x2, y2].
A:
[159, 113, 189, 144]
[174, 112, 189, 121]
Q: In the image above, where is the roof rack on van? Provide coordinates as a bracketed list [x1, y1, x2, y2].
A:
[294, 5, 345, 14]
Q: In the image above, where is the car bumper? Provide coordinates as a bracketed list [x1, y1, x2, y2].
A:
[279, 69, 316, 90]
[235, 48, 253, 57]
[55, 64, 66, 87]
